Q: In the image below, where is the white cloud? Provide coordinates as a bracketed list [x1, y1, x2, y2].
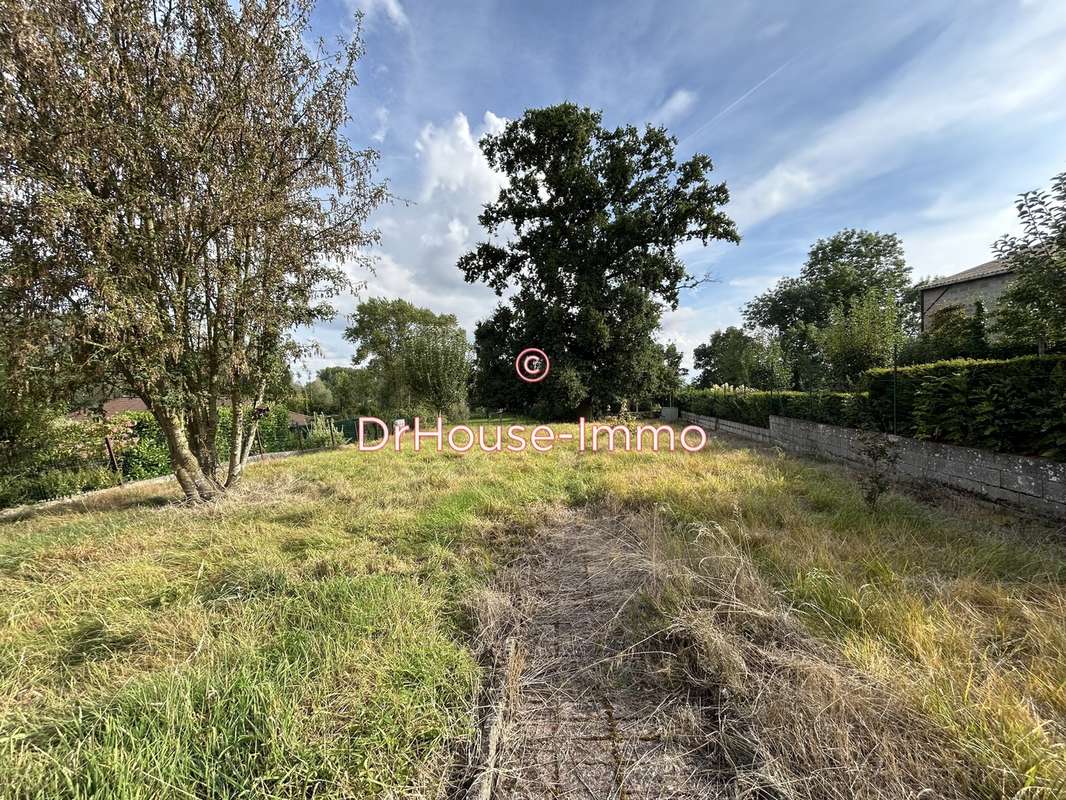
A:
[360, 253, 492, 322]
[900, 203, 1018, 282]
[758, 20, 788, 40]
[729, 5, 1066, 230]
[649, 88, 697, 125]
[727, 273, 783, 290]
[298, 111, 510, 373]
[371, 107, 389, 142]
[350, 0, 409, 28]
[659, 302, 746, 371]
[415, 111, 508, 202]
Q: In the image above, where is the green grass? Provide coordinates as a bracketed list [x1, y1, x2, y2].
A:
[1, 425, 1064, 797]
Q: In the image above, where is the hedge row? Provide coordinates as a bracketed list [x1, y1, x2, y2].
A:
[675, 388, 869, 430]
[864, 357, 993, 436]
[865, 355, 1066, 459]
[676, 355, 1066, 462]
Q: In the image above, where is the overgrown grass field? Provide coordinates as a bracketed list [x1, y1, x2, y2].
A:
[0, 423, 1063, 797]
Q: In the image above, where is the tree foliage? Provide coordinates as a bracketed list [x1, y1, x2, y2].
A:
[400, 324, 471, 416]
[692, 327, 788, 389]
[303, 380, 335, 414]
[745, 230, 909, 332]
[310, 366, 376, 417]
[992, 170, 1066, 353]
[815, 288, 902, 387]
[0, 0, 384, 500]
[658, 343, 687, 401]
[900, 302, 990, 365]
[460, 103, 738, 418]
[744, 229, 910, 388]
[344, 298, 469, 417]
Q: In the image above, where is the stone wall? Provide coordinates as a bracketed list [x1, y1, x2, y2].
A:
[678, 410, 1066, 519]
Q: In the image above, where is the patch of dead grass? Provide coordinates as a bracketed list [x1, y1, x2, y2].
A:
[611, 505, 980, 800]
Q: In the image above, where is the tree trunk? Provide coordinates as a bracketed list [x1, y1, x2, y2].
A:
[154, 407, 220, 503]
[224, 382, 266, 489]
[187, 403, 223, 493]
[225, 393, 245, 488]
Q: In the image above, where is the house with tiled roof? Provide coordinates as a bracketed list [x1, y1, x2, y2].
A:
[919, 259, 1015, 331]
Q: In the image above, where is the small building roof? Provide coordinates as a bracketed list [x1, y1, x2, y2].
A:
[921, 259, 1013, 291]
[69, 396, 148, 420]
[101, 397, 148, 416]
[71, 398, 311, 427]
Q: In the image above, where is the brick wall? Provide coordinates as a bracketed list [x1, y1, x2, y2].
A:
[677, 410, 1066, 519]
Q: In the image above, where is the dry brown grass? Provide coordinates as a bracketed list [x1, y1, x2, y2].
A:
[3, 428, 1064, 797]
[610, 504, 981, 800]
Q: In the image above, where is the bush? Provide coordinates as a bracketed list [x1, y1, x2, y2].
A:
[0, 466, 119, 508]
[864, 358, 994, 435]
[115, 406, 299, 476]
[0, 404, 320, 509]
[116, 411, 171, 480]
[864, 355, 1066, 458]
[676, 386, 870, 429]
[301, 414, 343, 449]
[0, 412, 132, 508]
[255, 406, 299, 452]
[914, 358, 1066, 459]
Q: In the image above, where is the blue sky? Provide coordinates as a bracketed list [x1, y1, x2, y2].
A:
[296, 0, 1066, 377]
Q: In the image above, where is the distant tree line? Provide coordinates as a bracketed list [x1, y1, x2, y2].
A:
[689, 169, 1066, 392]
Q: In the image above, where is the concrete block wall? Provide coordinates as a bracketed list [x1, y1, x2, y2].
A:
[677, 410, 1066, 519]
[769, 415, 1066, 518]
[678, 412, 773, 445]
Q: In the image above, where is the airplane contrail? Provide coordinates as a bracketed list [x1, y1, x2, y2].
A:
[680, 57, 794, 146]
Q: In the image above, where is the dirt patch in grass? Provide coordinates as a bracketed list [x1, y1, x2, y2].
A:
[464, 508, 980, 799]
[464, 509, 731, 797]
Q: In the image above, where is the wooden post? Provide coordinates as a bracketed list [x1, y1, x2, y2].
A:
[256, 429, 265, 457]
[329, 419, 337, 448]
[103, 436, 123, 483]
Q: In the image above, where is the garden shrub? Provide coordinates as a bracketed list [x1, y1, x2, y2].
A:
[302, 414, 343, 448]
[863, 357, 994, 436]
[255, 406, 299, 452]
[0, 404, 307, 509]
[116, 405, 299, 478]
[911, 358, 1066, 459]
[864, 355, 1066, 459]
[0, 413, 128, 508]
[116, 411, 171, 479]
